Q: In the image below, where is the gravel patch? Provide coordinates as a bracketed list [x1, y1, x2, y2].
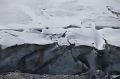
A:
[0, 72, 120, 79]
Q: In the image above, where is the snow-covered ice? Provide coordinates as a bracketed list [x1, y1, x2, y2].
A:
[0, 0, 120, 29]
[0, 0, 120, 49]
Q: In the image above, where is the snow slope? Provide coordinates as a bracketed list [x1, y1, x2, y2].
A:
[0, 0, 120, 49]
[0, 0, 120, 29]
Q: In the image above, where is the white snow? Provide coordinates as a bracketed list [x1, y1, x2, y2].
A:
[99, 28, 120, 47]
[0, 28, 105, 50]
[0, 0, 120, 29]
[0, 30, 53, 49]
[0, 0, 120, 49]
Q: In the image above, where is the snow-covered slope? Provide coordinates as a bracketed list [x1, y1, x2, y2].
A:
[0, 0, 120, 48]
[0, 0, 120, 29]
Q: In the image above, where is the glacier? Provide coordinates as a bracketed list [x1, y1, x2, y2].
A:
[0, 0, 120, 75]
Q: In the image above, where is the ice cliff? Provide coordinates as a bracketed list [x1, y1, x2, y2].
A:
[0, 0, 120, 75]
